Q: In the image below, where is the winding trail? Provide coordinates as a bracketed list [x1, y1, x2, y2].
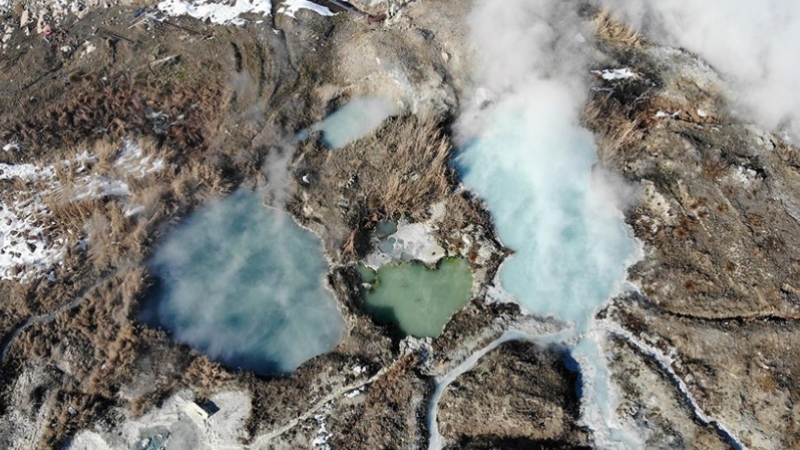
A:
[250, 361, 398, 448]
[0, 266, 131, 365]
[424, 321, 749, 450]
[426, 329, 575, 450]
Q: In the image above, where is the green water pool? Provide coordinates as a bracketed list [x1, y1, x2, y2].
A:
[360, 258, 473, 338]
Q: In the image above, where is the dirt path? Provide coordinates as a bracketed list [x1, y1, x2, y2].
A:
[426, 329, 575, 450]
[250, 360, 398, 448]
[0, 265, 133, 365]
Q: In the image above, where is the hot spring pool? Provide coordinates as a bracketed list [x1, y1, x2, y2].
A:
[309, 97, 394, 149]
[141, 190, 344, 374]
[359, 258, 473, 338]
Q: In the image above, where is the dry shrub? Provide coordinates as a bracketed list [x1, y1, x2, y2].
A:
[183, 356, 234, 396]
[776, 141, 800, 169]
[702, 153, 729, 180]
[593, 9, 646, 49]
[82, 203, 151, 271]
[0, 72, 222, 158]
[310, 116, 455, 259]
[583, 97, 644, 163]
[438, 192, 494, 236]
[335, 116, 453, 221]
[81, 269, 146, 394]
[37, 389, 114, 450]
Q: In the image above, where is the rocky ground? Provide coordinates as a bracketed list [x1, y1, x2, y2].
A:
[0, 0, 798, 449]
[437, 341, 591, 449]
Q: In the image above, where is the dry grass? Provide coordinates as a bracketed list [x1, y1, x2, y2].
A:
[183, 356, 234, 397]
[0, 72, 223, 160]
[701, 153, 729, 180]
[593, 9, 646, 49]
[329, 116, 454, 221]
[296, 116, 457, 260]
[582, 97, 645, 164]
[35, 137, 233, 272]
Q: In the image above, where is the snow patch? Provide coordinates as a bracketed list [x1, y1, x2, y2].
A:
[0, 193, 63, 281]
[115, 140, 164, 176]
[73, 177, 131, 201]
[278, 0, 335, 18]
[0, 163, 54, 181]
[593, 68, 637, 81]
[731, 165, 759, 187]
[311, 403, 334, 450]
[655, 110, 681, 119]
[157, 0, 272, 26]
[343, 386, 365, 398]
[3, 142, 21, 152]
[0, 141, 164, 281]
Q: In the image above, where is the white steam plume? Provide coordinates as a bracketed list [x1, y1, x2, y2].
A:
[602, 0, 800, 140]
[457, 0, 637, 330]
[455, 1, 641, 447]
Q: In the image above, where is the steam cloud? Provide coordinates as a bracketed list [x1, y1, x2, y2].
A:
[143, 190, 344, 374]
[456, 0, 637, 329]
[311, 97, 395, 149]
[602, 0, 800, 140]
[455, 2, 641, 445]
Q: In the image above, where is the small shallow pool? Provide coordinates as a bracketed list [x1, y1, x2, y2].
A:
[141, 190, 344, 374]
[359, 258, 472, 338]
[309, 97, 394, 149]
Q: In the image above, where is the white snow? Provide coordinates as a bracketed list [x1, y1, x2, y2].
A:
[73, 177, 131, 201]
[343, 387, 365, 398]
[731, 165, 759, 187]
[115, 140, 164, 176]
[593, 68, 637, 81]
[655, 110, 681, 119]
[157, 0, 272, 26]
[0, 193, 63, 281]
[3, 142, 21, 152]
[0, 141, 164, 281]
[311, 403, 334, 450]
[278, 0, 335, 18]
[124, 205, 146, 217]
[0, 163, 53, 181]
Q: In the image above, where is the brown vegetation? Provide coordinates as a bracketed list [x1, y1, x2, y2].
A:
[334, 116, 454, 221]
[290, 115, 460, 261]
[592, 9, 646, 49]
[0, 71, 223, 160]
[583, 96, 645, 165]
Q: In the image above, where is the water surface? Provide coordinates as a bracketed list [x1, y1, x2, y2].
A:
[455, 90, 641, 447]
[458, 103, 635, 331]
[360, 258, 472, 338]
[142, 190, 344, 374]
